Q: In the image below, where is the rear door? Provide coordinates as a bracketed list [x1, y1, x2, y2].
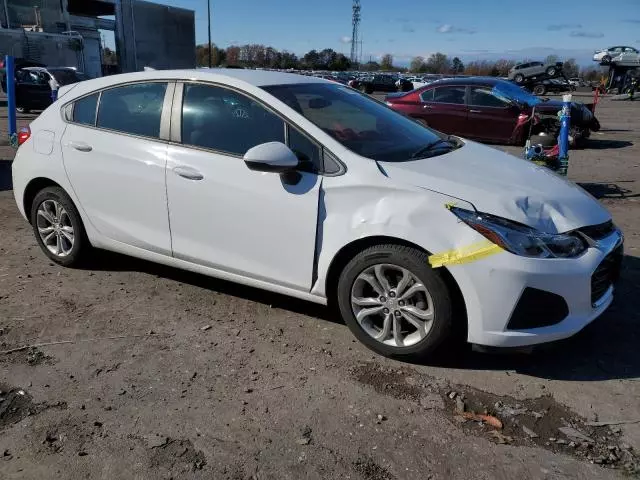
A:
[466, 85, 520, 142]
[61, 81, 173, 255]
[420, 85, 468, 135]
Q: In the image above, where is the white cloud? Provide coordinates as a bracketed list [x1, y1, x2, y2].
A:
[436, 24, 476, 34]
[339, 36, 351, 44]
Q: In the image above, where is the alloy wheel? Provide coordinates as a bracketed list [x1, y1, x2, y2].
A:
[350, 263, 434, 348]
[36, 199, 74, 257]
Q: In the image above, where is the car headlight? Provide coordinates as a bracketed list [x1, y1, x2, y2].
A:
[450, 207, 587, 258]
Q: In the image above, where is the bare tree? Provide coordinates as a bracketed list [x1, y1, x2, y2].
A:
[380, 54, 394, 71]
[410, 56, 425, 73]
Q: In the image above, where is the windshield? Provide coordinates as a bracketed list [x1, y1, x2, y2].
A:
[263, 83, 447, 162]
[50, 69, 88, 85]
[491, 81, 542, 107]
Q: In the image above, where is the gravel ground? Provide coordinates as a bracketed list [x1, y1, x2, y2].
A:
[0, 96, 639, 479]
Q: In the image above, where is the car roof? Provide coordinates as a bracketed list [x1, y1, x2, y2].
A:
[106, 69, 330, 87]
[423, 76, 505, 87]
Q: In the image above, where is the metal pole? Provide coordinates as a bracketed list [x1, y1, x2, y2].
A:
[5, 55, 16, 146]
[558, 94, 571, 176]
[207, 0, 212, 68]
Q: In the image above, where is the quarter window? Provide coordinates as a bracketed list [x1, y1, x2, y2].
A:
[181, 83, 285, 155]
[96, 82, 167, 138]
[72, 93, 99, 126]
[432, 86, 465, 105]
[287, 125, 320, 172]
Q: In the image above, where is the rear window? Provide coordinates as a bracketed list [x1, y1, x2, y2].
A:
[50, 69, 88, 85]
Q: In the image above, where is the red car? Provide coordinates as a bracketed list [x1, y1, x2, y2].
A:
[384, 77, 599, 146]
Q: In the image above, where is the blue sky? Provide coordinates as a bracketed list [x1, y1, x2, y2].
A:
[146, 0, 640, 65]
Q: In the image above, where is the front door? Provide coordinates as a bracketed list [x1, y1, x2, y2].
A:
[466, 86, 520, 142]
[165, 82, 320, 291]
[61, 81, 173, 254]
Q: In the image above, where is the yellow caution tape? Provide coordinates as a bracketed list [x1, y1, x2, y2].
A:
[429, 241, 504, 268]
[444, 202, 457, 210]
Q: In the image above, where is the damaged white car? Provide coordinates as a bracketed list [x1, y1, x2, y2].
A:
[12, 69, 624, 358]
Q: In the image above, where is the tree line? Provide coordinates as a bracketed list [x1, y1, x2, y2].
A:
[193, 44, 604, 82]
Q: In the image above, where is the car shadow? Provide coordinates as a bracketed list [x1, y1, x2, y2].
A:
[0, 160, 12, 191]
[578, 181, 638, 199]
[585, 138, 633, 150]
[423, 254, 640, 382]
[83, 250, 337, 323]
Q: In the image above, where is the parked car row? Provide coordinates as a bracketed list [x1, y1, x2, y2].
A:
[593, 46, 639, 65]
[1, 63, 88, 113]
[12, 69, 622, 360]
[385, 77, 599, 147]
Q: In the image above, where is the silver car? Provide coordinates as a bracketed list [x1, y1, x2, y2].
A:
[508, 61, 563, 83]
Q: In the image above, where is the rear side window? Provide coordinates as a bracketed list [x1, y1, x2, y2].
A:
[72, 93, 99, 126]
[181, 83, 285, 155]
[96, 82, 167, 138]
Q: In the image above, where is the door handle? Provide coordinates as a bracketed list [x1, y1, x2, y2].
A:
[469, 109, 482, 113]
[422, 104, 433, 109]
[173, 165, 204, 181]
[68, 141, 92, 152]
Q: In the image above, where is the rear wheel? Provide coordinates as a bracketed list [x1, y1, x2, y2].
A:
[533, 84, 546, 95]
[30, 187, 89, 267]
[546, 66, 557, 77]
[337, 244, 453, 359]
[514, 74, 524, 84]
[602, 55, 611, 64]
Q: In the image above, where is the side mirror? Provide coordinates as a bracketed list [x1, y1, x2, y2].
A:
[243, 142, 299, 173]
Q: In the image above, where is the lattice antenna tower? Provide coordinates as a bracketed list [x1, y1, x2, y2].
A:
[350, 0, 361, 65]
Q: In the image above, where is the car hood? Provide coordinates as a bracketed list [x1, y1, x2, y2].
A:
[378, 140, 610, 234]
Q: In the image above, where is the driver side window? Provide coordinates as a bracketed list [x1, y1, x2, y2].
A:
[181, 83, 285, 156]
[469, 87, 510, 108]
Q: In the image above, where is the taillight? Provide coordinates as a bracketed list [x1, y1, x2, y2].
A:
[17, 126, 31, 145]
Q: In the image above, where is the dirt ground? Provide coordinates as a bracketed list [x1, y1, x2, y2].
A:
[0, 95, 639, 480]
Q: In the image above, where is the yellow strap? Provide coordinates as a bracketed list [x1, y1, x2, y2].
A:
[429, 241, 504, 268]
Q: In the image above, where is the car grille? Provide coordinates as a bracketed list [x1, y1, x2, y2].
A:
[579, 220, 615, 241]
[591, 244, 623, 305]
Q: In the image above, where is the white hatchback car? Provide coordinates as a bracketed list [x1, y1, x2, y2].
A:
[12, 69, 623, 359]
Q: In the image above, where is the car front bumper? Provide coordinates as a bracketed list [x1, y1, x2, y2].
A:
[449, 229, 623, 348]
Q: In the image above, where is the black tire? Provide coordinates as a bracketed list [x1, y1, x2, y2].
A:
[533, 84, 546, 95]
[30, 186, 89, 267]
[336, 244, 453, 359]
[546, 66, 557, 77]
[514, 74, 524, 84]
[530, 133, 556, 147]
[365, 85, 374, 95]
[359, 84, 368, 93]
[602, 55, 611, 64]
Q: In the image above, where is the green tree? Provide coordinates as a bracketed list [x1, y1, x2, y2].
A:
[451, 57, 464, 74]
[380, 54, 394, 71]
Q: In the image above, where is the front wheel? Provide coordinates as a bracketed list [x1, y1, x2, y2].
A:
[546, 67, 557, 76]
[337, 244, 453, 359]
[533, 84, 546, 95]
[514, 74, 524, 84]
[30, 187, 89, 267]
